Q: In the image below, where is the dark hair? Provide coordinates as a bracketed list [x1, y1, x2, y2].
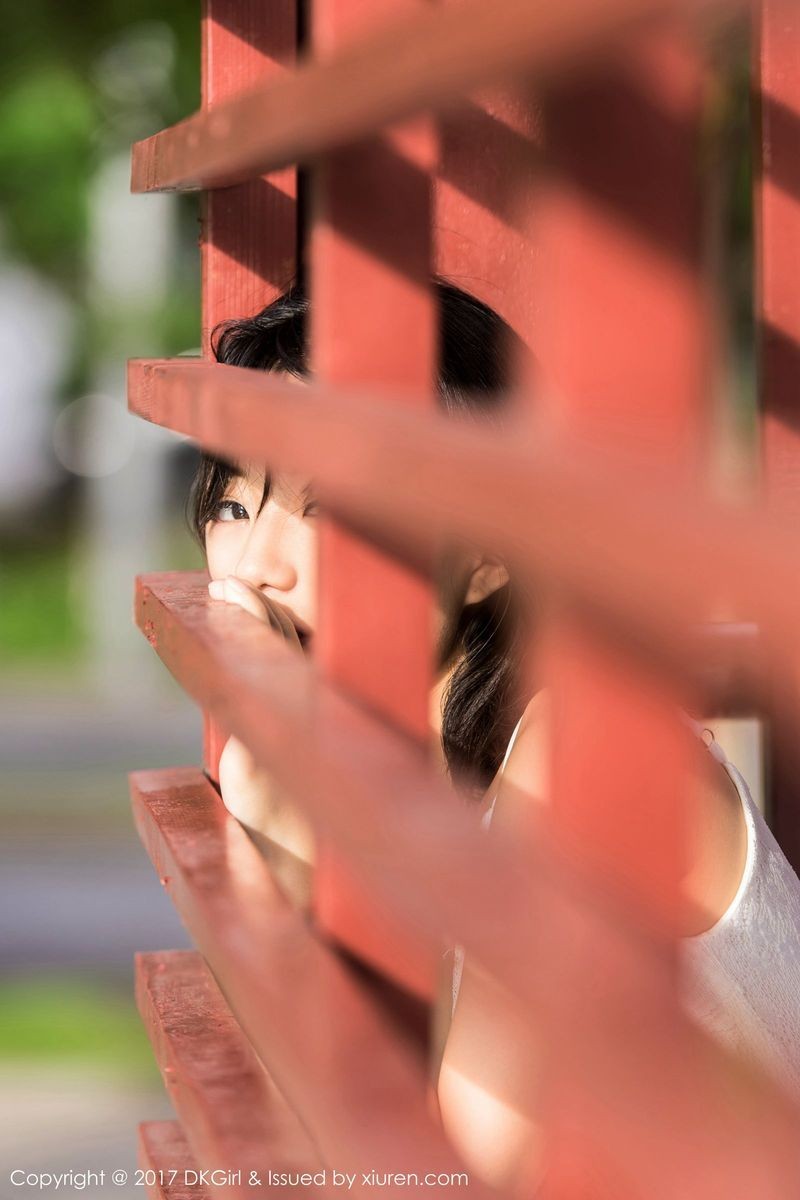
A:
[187, 277, 529, 799]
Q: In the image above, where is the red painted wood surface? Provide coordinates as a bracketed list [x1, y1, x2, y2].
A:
[201, 0, 297, 345]
[309, 0, 437, 970]
[129, 573, 787, 1049]
[527, 32, 714, 1192]
[127, 760, 800, 1195]
[199, 1, 297, 782]
[126, 0, 800, 1191]
[310, 4, 434, 744]
[136, 951, 320, 1200]
[755, 0, 800, 868]
[135, 566, 442, 1000]
[138, 1121, 210, 1200]
[128, 360, 795, 718]
[436, 84, 544, 351]
[130, 0, 741, 194]
[128, 767, 493, 1195]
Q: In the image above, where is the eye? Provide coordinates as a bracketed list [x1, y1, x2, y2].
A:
[213, 499, 249, 522]
[303, 500, 320, 518]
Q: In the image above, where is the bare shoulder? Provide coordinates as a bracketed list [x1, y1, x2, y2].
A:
[488, 700, 748, 937]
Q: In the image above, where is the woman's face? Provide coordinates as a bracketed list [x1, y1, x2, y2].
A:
[205, 460, 319, 647]
[204, 459, 507, 667]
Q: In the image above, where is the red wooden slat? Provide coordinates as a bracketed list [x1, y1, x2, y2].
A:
[201, 0, 297, 345]
[130, 0, 742, 193]
[755, 1, 800, 865]
[436, 85, 544, 353]
[129, 573, 781, 1033]
[199, 1, 298, 784]
[309, 0, 437, 967]
[125, 5, 800, 1191]
[527, 30, 714, 1194]
[128, 360, 798, 718]
[138, 1120, 210, 1200]
[310, 11, 434, 744]
[128, 766, 496, 1197]
[132, 572, 451, 998]
[128, 763, 800, 1197]
[532, 27, 713, 917]
[136, 950, 319, 1200]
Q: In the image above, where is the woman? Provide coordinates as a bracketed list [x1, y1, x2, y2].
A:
[188, 279, 530, 828]
[186, 279, 798, 1191]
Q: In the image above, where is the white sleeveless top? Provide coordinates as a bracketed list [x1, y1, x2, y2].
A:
[450, 712, 800, 1102]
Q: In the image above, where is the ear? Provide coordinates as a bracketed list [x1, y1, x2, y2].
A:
[463, 556, 510, 606]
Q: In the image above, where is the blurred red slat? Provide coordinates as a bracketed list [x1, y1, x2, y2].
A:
[130, 0, 742, 193]
[308, 0, 438, 975]
[527, 31, 712, 1193]
[128, 359, 798, 718]
[128, 759, 800, 1199]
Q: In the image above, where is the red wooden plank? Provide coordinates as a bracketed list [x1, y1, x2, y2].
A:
[525, 30, 715, 1194]
[755, 1, 800, 867]
[136, 951, 319, 1200]
[128, 767, 495, 1197]
[436, 84, 544, 356]
[199, 1, 298, 783]
[128, 360, 799, 719]
[130, 0, 741, 193]
[137, 565, 440, 999]
[531, 26, 714, 914]
[127, 575, 782, 1042]
[128, 768, 800, 1199]
[138, 1120, 210, 1200]
[201, 0, 297, 348]
[310, 3, 434, 744]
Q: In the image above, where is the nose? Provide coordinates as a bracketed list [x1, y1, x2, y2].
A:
[233, 504, 297, 594]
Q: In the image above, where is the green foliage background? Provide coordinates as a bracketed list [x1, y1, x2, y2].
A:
[0, 0, 199, 291]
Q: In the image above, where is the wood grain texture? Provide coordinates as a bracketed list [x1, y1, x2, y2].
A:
[309, 0, 435, 748]
[136, 952, 320, 1200]
[128, 767, 492, 1195]
[198, 0, 298, 783]
[200, 0, 297, 346]
[138, 1120, 211, 1199]
[132, 570, 443, 998]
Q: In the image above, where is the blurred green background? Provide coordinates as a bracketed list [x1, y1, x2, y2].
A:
[0, 4, 207, 1189]
[0, 0, 204, 669]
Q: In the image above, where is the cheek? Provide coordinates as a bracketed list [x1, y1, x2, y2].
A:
[295, 526, 319, 626]
[205, 522, 249, 580]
